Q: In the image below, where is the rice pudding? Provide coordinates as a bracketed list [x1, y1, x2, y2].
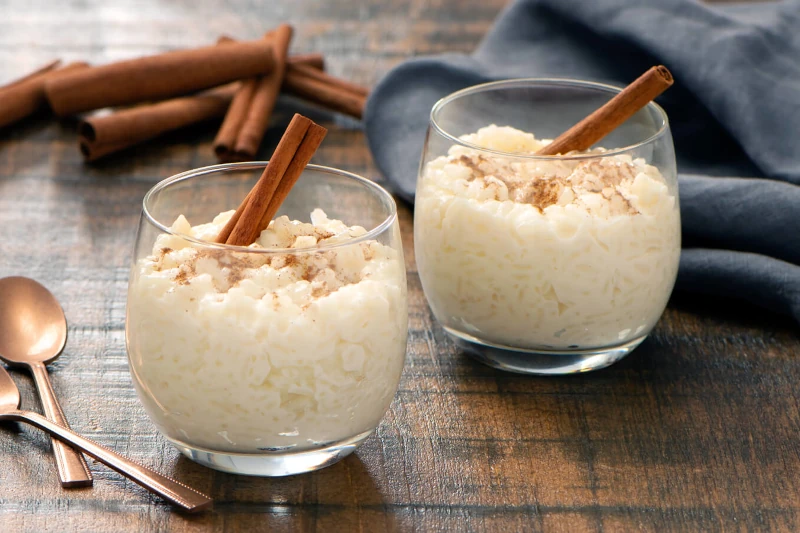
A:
[126, 209, 408, 453]
[415, 125, 680, 350]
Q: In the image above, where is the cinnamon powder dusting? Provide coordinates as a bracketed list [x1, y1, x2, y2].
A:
[520, 179, 565, 212]
[459, 155, 486, 180]
[156, 247, 369, 300]
[173, 262, 196, 286]
[149, 210, 387, 301]
[195, 249, 253, 289]
[453, 153, 641, 215]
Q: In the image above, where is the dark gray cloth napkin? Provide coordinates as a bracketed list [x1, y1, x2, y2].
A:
[364, 0, 800, 323]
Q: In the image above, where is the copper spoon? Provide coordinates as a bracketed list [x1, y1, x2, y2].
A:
[0, 276, 92, 487]
[0, 364, 212, 512]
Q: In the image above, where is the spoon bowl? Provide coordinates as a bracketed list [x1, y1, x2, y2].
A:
[0, 276, 67, 367]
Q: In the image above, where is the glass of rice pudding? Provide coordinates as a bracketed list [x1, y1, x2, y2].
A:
[415, 79, 680, 374]
[126, 163, 407, 476]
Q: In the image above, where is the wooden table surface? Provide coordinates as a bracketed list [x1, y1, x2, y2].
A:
[1, 1, 799, 531]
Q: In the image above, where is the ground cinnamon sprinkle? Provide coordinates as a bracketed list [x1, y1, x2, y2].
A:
[174, 262, 196, 285]
[158, 246, 359, 298]
[156, 247, 174, 269]
[301, 261, 322, 282]
[520, 179, 565, 212]
[282, 254, 298, 268]
[459, 154, 486, 179]
[150, 209, 390, 302]
[311, 284, 328, 298]
[453, 152, 642, 215]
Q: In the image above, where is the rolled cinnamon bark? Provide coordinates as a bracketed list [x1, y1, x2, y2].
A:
[286, 63, 368, 98]
[213, 52, 325, 162]
[78, 84, 237, 162]
[212, 36, 258, 160]
[214, 33, 322, 162]
[288, 53, 325, 71]
[233, 24, 294, 160]
[213, 78, 259, 160]
[215, 120, 327, 244]
[537, 66, 673, 155]
[226, 114, 313, 246]
[45, 40, 275, 116]
[257, 122, 327, 230]
[78, 139, 140, 162]
[0, 61, 88, 129]
[283, 67, 367, 119]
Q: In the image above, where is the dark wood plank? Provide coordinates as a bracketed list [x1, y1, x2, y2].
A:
[1, 1, 799, 532]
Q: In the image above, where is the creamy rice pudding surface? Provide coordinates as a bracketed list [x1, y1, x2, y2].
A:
[415, 125, 680, 349]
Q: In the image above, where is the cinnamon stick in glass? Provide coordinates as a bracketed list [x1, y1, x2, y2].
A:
[215, 121, 328, 244]
[0, 61, 88, 129]
[78, 84, 237, 161]
[257, 122, 328, 230]
[45, 40, 275, 116]
[225, 114, 310, 245]
[537, 66, 673, 156]
[221, 114, 326, 246]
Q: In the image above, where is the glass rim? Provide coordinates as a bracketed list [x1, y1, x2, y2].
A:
[429, 77, 670, 161]
[142, 162, 398, 254]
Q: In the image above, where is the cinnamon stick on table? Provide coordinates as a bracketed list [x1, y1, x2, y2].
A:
[234, 24, 294, 160]
[213, 80, 259, 160]
[78, 84, 238, 161]
[286, 63, 368, 98]
[536, 65, 673, 156]
[283, 65, 368, 119]
[45, 39, 276, 116]
[212, 36, 259, 161]
[288, 53, 325, 71]
[219, 114, 327, 246]
[0, 61, 88, 129]
[214, 55, 325, 161]
[214, 31, 322, 162]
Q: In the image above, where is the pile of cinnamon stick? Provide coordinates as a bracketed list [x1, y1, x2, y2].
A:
[0, 25, 368, 162]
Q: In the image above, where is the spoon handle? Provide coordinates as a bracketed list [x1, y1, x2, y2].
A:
[7, 410, 212, 513]
[29, 362, 93, 488]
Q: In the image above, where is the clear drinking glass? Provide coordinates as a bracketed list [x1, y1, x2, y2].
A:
[126, 163, 408, 476]
[415, 79, 680, 374]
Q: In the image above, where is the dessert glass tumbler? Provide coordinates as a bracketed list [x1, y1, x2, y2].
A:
[126, 163, 408, 476]
[414, 79, 680, 375]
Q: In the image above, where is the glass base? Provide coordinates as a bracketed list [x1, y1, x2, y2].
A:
[168, 429, 373, 476]
[444, 327, 646, 375]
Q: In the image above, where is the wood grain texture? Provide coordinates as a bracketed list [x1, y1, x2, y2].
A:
[1, 1, 799, 532]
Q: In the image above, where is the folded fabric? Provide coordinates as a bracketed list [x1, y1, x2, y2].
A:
[365, 0, 800, 323]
